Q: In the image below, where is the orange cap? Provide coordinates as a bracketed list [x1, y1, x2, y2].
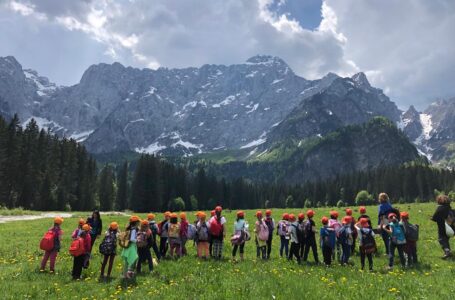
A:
[400, 211, 409, 219]
[170, 213, 178, 219]
[215, 206, 222, 212]
[147, 213, 155, 220]
[164, 211, 171, 217]
[282, 213, 289, 220]
[78, 218, 86, 225]
[265, 209, 272, 216]
[255, 211, 263, 218]
[359, 206, 366, 214]
[110, 222, 118, 230]
[330, 211, 339, 218]
[54, 217, 64, 225]
[180, 212, 187, 220]
[200, 213, 207, 220]
[298, 213, 305, 220]
[321, 216, 329, 225]
[129, 215, 140, 222]
[289, 214, 296, 222]
[345, 208, 353, 216]
[141, 220, 149, 226]
[195, 211, 203, 217]
[306, 210, 315, 218]
[82, 224, 91, 231]
[237, 211, 245, 218]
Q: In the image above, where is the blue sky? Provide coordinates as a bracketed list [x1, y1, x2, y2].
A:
[0, 0, 454, 109]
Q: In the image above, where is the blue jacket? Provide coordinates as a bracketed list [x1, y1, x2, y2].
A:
[378, 202, 393, 225]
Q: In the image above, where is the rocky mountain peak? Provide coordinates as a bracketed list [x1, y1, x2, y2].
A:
[245, 55, 289, 69]
[351, 72, 371, 88]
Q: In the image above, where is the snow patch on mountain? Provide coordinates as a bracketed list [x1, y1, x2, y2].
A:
[22, 116, 64, 132]
[23, 69, 57, 97]
[70, 130, 94, 142]
[240, 132, 267, 149]
[135, 142, 167, 154]
[212, 95, 235, 108]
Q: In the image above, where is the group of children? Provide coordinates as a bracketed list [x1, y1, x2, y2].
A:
[39, 201, 423, 281]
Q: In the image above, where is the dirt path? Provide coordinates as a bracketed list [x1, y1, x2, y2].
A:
[0, 212, 73, 223]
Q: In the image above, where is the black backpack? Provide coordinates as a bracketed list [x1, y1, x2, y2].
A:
[99, 232, 116, 255]
[361, 229, 376, 254]
[405, 223, 419, 241]
[292, 223, 306, 244]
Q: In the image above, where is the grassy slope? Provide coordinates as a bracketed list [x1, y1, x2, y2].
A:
[1, 203, 454, 299]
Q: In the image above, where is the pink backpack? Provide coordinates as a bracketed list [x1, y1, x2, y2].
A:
[257, 221, 269, 241]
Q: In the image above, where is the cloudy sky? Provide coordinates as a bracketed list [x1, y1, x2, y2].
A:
[0, 0, 454, 109]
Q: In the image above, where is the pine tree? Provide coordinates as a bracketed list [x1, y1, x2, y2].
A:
[116, 161, 128, 210]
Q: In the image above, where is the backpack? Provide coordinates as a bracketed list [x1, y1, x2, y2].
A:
[99, 232, 116, 255]
[118, 230, 131, 248]
[321, 228, 334, 249]
[295, 222, 306, 244]
[168, 223, 180, 238]
[405, 223, 419, 241]
[136, 231, 148, 248]
[360, 229, 376, 254]
[197, 222, 209, 241]
[187, 224, 197, 240]
[150, 222, 158, 236]
[304, 220, 313, 238]
[258, 221, 269, 241]
[278, 221, 288, 236]
[338, 226, 353, 245]
[40, 230, 56, 251]
[391, 223, 406, 245]
[209, 217, 223, 237]
[69, 238, 85, 257]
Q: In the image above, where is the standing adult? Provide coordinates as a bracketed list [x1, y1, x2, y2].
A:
[264, 210, 275, 259]
[431, 194, 453, 259]
[209, 206, 226, 260]
[378, 193, 393, 255]
[87, 210, 103, 248]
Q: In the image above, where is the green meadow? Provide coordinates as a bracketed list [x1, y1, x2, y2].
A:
[1, 203, 454, 299]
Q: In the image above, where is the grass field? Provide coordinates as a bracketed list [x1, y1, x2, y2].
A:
[1, 203, 454, 299]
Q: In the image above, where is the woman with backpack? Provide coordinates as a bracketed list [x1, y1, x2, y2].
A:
[40, 217, 64, 273]
[378, 193, 394, 255]
[136, 220, 154, 273]
[71, 224, 91, 280]
[196, 212, 210, 259]
[87, 210, 102, 248]
[232, 211, 248, 261]
[303, 210, 319, 264]
[120, 216, 140, 279]
[210, 206, 226, 260]
[179, 212, 189, 256]
[382, 212, 406, 270]
[255, 211, 268, 260]
[431, 194, 453, 259]
[99, 222, 119, 280]
[168, 213, 182, 258]
[355, 218, 375, 271]
[277, 213, 290, 258]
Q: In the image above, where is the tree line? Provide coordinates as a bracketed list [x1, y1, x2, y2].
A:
[1, 115, 454, 212]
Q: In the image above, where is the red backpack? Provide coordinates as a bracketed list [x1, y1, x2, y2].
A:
[69, 237, 85, 257]
[209, 217, 223, 237]
[40, 230, 55, 251]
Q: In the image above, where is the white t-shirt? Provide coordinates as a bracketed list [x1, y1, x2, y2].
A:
[208, 216, 226, 227]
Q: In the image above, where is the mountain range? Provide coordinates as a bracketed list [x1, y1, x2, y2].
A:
[0, 55, 453, 180]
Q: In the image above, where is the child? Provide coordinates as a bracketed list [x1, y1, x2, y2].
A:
[356, 218, 375, 271]
[328, 211, 342, 262]
[72, 224, 91, 280]
[339, 216, 353, 265]
[346, 208, 358, 254]
[208, 209, 216, 257]
[137, 220, 154, 273]
[71, 218, 86, 240]
[168, 213, 181, 258]
[40, 217, 64, 273]
[320, 216, 336, 266]
[400, 212, 419, 267]
[196, 213, 210, 259]
[277, 213, 290, 258]
[210, 206, 226, 260]
[303, 210, 319, 264]
[287, 214, 301, 264]
[158, 211, 171, 258]
[147, 213, 161, 260]
[254, 211, 268, 260]
[100, 222, 119, 280]
[121, 216, 140, 279]
[358, 207, 372, 229]
[179, 212, 189, 256]
[382, 213, 406, 269]
[264, 210, 275, 259]
[232, 211, 248, 261]
[297, 213, 306, 258]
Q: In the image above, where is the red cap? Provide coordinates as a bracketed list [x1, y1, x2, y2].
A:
[256, 211, 263, 218]
[215, 206, 222, 212]
[359, 218, 369, 227]
[400, 211, 409, 219]
[282, 213, 289, 220]
[388, 212, 397, 219]
[321, 216, 329, 225]
[330, 211, 339, 218]
[237, 211, 245, 218]
[265, 209, 272, 216]
[298, 213, 305, 220]
[359, 206, 366, 214]
[345, 208, 353, 216]
[306, 210, 315, 218]
[341, 216, 350, 225]
[289, 214, 296, 222]
[210, 210, 215, 216]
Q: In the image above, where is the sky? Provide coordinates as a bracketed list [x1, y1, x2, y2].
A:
[0, 0, 454, 110]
